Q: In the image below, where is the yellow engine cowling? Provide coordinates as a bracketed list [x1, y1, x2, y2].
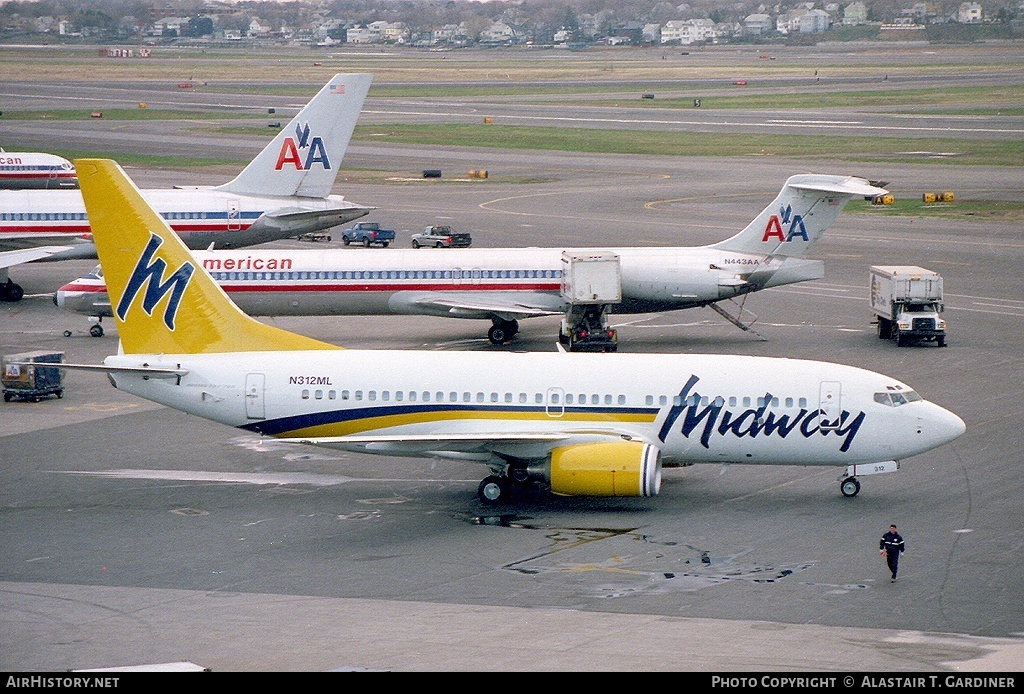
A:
[549, 441, 662, 497]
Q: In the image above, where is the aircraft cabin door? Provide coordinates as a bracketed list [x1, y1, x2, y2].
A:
[545, 387, 565, 418]
[245, 373, 266, 420]
[227, 198, 241, 231]
[818, 381, 841, 432]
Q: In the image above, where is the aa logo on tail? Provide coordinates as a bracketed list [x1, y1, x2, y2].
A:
[762, 204, 809, 243]
[117, 233, 195, 330]
[274, 121, 331, 171]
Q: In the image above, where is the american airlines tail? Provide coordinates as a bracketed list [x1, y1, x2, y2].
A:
[213, 74, 372, 199]
[76, 158, 339, 355]
[710, 174, 886, 257]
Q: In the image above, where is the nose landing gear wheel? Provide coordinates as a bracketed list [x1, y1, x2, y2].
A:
[840, 477, 861, 498]
[478, 475, 511, 504]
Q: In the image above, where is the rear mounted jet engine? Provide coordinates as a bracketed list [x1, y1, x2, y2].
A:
[542, 441, 662, 497]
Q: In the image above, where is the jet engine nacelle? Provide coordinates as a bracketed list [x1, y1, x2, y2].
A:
[547, 441, 662, 497]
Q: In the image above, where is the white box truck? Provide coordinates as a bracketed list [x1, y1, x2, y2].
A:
[559, 252, 621, 352]
[869, 266, 947, 347]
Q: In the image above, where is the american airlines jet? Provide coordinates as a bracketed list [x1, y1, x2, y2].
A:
[35, 159, 965, 505]
[0, 151, 78, 189]
[56, 174, 886, 343]
[0, 73, 374, 302]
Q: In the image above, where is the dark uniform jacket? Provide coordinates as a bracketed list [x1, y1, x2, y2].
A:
[880, 530, 905, 555]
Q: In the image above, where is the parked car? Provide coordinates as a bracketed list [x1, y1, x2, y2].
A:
[341, 222, 396, 247]
[410, 225, 472, 248]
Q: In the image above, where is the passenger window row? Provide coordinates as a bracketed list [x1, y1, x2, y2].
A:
[298, 389, 628, 405]
[212, 269, 562, 282]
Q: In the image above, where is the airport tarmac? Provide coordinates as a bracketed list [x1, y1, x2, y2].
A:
[2, 72, 1024, 672]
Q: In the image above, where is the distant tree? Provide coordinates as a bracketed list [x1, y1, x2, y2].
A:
[185, 16, 213, 37]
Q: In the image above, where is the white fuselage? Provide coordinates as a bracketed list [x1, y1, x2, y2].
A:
[0, 153, 78, 190]
[58, 246, 825, 318]
[105, 350, 964, 468]
[0, 188, 367, 257]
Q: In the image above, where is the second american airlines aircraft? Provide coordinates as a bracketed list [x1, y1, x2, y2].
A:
[42, 159, 965, 505]
[56, 174, 886, 342]
[0, 73, 373, 302]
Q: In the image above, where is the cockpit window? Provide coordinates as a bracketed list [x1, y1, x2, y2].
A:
[86, 265, 104, 279]
[874, 389, 922, 407]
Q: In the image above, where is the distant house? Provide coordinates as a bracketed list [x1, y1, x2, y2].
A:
[842, 1, 868, 26]
[661, 19, 718, 44]
[479, 21, 520, 45]
[957, 2, 982, 23]
[744, 13, 773, 36]
[248, 18, 271, 38]
[800, 9, 832, 33]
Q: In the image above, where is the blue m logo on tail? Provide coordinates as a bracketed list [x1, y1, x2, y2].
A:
[116, 233, 195, 330]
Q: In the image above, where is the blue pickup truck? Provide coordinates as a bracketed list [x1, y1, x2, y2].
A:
[341, 222, 396, 247]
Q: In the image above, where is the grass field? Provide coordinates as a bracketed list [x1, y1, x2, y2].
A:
[2, 42, 1021, 217]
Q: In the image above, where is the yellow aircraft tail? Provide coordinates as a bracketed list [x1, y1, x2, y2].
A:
[75, 158, 339, 355]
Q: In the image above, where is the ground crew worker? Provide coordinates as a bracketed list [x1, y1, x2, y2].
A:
[880, 524, 905, 582]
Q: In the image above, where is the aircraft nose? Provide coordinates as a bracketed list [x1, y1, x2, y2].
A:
[922, 403, 966, 448]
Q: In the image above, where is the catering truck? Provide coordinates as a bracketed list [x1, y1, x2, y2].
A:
[559, 251, 621, 352]
[870, 265, 947, 347]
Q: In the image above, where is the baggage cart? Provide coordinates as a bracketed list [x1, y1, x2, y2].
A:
[2, 351, 65, 402]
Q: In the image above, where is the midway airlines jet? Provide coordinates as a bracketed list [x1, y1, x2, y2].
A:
[56, 174, 887, 343]
[0, 150, 78, 189]
[36, 158, 966, 506]
[0, 73, 373, 302]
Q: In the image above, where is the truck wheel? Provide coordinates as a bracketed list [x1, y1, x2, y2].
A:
[342, 237, 350, 246]
[937, 336, 946, 347]
[896, 332, 907, 347]
[412, 240, 420, 249]
[382, 241, 389, 248]
[362, 237, 370, 247]
[877, 319, 891, 339]
[435, 241, 444, 248]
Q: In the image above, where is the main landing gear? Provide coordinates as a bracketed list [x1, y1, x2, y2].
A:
[477, 463, 533, 504]
[1, 279, 24, 302]
[487, 319, 519, 346]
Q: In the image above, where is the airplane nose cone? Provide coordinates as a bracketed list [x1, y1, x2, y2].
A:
[921, 403, 966, 449]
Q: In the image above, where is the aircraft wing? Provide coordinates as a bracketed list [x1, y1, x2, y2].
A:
[0, 245, 76, 269]
[405, 294, 564, 320]
[288, 428, 651, 458]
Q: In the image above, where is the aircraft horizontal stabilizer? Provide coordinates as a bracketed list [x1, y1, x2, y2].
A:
[788, 175, 888, 198]
[9, 361, 188, 379]
[260, 204, 375, 231]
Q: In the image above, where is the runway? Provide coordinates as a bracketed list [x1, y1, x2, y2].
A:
[2, 52, 1024, 672]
